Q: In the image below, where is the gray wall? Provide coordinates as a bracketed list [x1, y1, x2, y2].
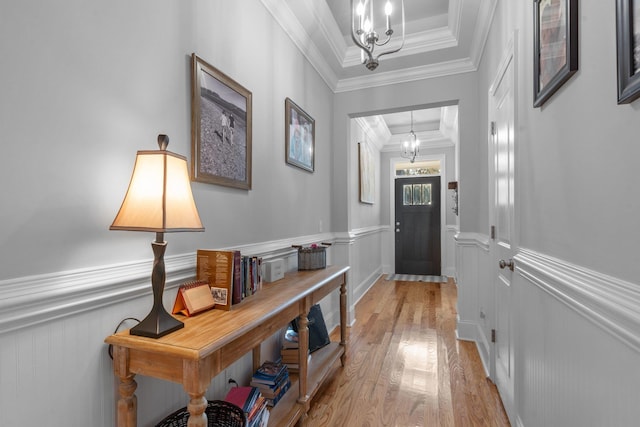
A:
[479, 1, 640, 282]
[0, 0, 334, 282]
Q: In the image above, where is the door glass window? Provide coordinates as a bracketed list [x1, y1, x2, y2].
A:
[403, 183, 432, 205]
[422, 184, 432, 205]
[403, 184, 413, 205]
[395, 159, 441, 177]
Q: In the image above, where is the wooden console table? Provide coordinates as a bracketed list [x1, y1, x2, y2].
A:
[105, 265, 349, 427]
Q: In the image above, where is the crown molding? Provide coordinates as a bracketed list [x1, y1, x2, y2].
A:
[302, 0, 349, 65]
[469, 0, 498, 66]
[448, 0, 463, 40]
[353, 116, 391, 151]
[259, 0, 338, 91]
[335, 57, 477, 93]
[342, 26, 458, 68]
[260, 0, 493, 94]
[382, 138, 455, 153]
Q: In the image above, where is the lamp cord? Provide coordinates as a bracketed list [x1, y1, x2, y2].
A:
[107, 317, 141, 360]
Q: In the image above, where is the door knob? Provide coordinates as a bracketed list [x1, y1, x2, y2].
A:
[499, 259, 515, 271]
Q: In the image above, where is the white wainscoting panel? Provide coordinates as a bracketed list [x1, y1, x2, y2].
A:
[513, 248, 640, 427]
[333, 226, 386, 326]
[444, 225, 458, 278]
[0, 233, 344, 427]
[454, 232, 492, 374]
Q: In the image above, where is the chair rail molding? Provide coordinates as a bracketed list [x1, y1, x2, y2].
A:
[0, 253, 196, 335]
[454, 231, 490, 251]
[0, 233, 339, 335]
[515, 248, 640, 353]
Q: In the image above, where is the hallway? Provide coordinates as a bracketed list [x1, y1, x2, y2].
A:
[306, 277, 510, 426]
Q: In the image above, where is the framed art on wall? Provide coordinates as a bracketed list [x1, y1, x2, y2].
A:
[285, 98, 315, 172]
[533, 0, 578, 107]
[616, 0, 640, 104]
[358, 141, 374, 204]
[191, 53, 252, 189]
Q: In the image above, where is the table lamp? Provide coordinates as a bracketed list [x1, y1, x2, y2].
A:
[110, 134, 204, 338]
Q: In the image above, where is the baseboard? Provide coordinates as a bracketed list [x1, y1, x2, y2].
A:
[456, 315, 477, 341]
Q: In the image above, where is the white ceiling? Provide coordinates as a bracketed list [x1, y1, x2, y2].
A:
[259, 0, 494, 149]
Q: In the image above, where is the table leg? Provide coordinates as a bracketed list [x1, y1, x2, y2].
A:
[297, 312, 309, 404]
[252, 346, 261, 373]
[186, 394, 207, 427]
[340, 275, 347, 366]
[117, 375, 137, 427]
[113, 345, 137, 427]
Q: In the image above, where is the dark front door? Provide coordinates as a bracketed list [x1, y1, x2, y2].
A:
[394, 176, 441, 275]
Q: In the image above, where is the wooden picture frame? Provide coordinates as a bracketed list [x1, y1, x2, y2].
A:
[533, 0, 578, 107]
[285, 98, 315, 172]
[358, 141, 374, 204]
[191, 53, 252, 189]
[616, 0, 640, 103]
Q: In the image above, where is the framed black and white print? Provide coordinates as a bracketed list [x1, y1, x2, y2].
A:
[191, 53, 252, 189]
[533, 0, 579, 107]
[616, 0, 640, 104]
[285, 98, 315, 172]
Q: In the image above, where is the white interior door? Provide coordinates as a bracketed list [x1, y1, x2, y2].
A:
[489, 37, 516, 421]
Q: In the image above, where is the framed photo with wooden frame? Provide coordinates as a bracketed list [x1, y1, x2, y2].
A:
[533, 0, 578, 107]
[358, 141, 374, 204]
[191, 53, 252, 189]
[285, 98, 315, 172]
[616, 0, 640, 104]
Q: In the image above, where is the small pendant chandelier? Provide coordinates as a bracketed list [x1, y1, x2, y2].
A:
[401, 111, 420, 163]
[351, 0, 405, 71]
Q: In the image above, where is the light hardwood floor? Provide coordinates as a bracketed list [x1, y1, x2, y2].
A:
[305, 276, 511, 427]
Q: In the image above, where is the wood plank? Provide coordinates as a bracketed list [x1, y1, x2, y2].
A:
[306, 277, 511, 427]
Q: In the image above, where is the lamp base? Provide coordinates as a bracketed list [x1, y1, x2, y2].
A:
[130, 307, 184, 339]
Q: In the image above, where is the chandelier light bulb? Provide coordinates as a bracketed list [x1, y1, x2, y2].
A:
[385, 1, 392, 15]
[363, 17, 372, 33]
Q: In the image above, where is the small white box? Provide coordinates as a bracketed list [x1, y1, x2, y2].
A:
[264, 258, 285, 282]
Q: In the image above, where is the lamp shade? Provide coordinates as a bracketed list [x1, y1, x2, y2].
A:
[110, 149, 204, 232]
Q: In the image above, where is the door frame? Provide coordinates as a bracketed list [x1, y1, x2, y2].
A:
[388, 153, 447, 275]
[488, 32, 518, 423]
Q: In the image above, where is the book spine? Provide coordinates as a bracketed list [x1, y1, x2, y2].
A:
[232, 250, 242, 305]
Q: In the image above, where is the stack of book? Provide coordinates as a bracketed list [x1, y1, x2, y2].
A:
[224, 385, 269, 427]
[196, 250, 263, 309]
[280, 326, 307, 372]
[250, 360, 291, 407]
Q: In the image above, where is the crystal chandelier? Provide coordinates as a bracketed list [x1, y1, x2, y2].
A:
[351, 0, 405, 71]
[401, 111, 420, 163]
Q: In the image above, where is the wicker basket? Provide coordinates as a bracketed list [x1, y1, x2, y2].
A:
[297, 245, 326, 270]
[155, 400, 247, 427]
